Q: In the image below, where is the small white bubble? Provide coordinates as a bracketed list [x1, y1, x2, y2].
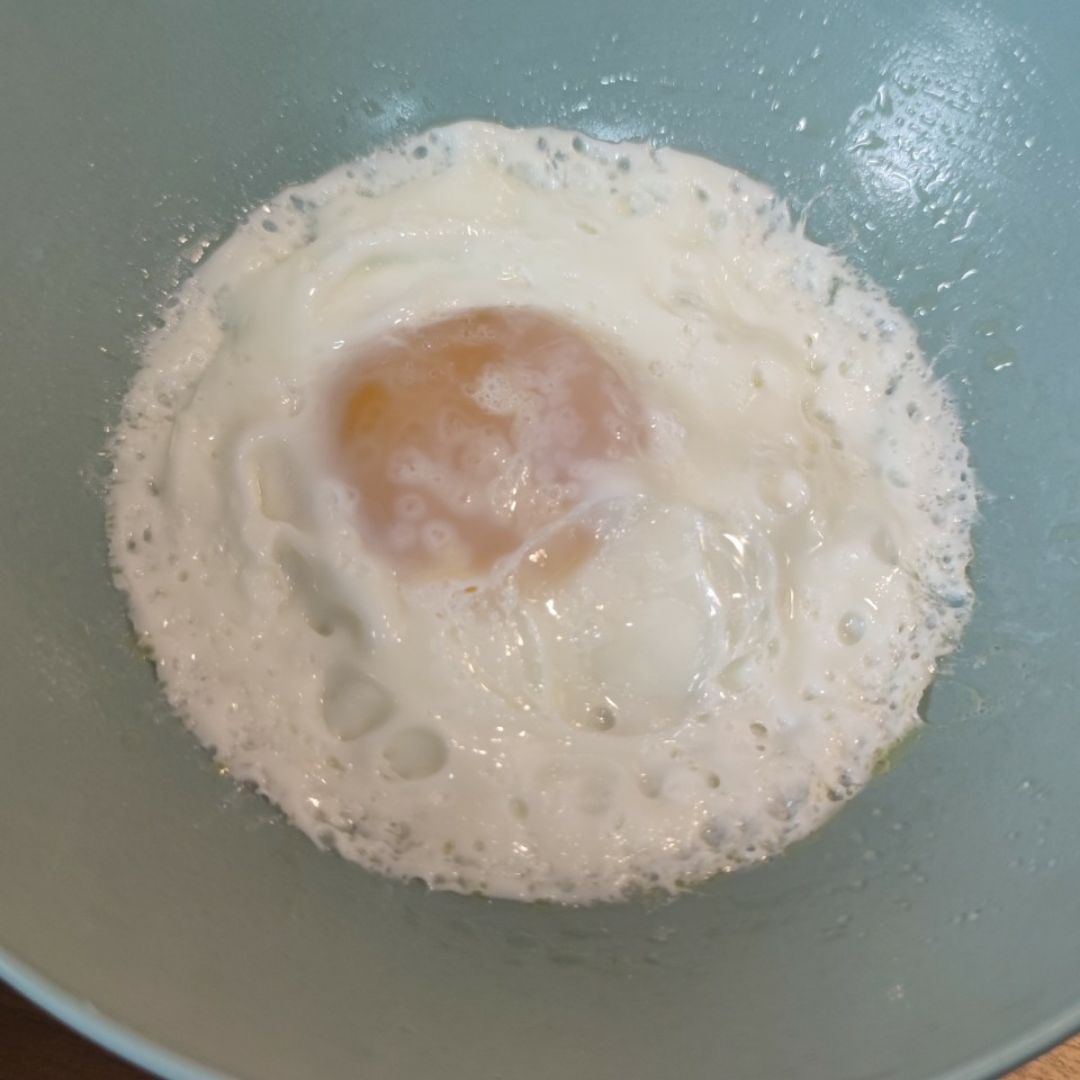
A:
[383, 728, 448, 780]
[838, 612, 866, 645]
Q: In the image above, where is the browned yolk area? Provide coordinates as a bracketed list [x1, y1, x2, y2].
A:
[334, 306, 644, 579]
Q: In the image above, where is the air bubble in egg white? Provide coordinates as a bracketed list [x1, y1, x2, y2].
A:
[253, 441, 307, 526]
[838, 612, 866, 645]
[383, 727, 448, 780]
[275, 541, 362, 640]
[581, 704, 617, 732]
[700, 821, 727, 851]
[872, 528, 901, 566]
[323, 667, 394, 740]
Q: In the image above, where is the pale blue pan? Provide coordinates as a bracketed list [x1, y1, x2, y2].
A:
[1, 2, 1078, 1078]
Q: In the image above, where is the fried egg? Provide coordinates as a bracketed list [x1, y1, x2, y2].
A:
[109, 122, 975, 903]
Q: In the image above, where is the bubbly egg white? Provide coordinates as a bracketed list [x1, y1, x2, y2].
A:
[110, 122, 975, 903]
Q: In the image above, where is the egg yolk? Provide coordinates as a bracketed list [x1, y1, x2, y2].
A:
[334, 306, 644, 579]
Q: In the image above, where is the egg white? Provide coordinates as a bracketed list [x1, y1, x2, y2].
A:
[109, 122, 975, 903]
